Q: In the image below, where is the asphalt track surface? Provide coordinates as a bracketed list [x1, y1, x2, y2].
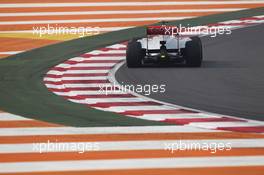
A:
[116, 23, 264, 121]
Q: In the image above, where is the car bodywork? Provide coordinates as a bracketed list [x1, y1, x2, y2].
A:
[126, 24, 203, 67]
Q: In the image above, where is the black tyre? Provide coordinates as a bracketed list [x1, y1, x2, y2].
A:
[184, 36, 203, 67]
[126, 39, 144, 68]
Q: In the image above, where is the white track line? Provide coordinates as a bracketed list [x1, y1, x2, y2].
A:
[88, 50, 126, 55]
[0, 51, 22, 55]
[54, 90, 128, 96]
[188, 121, 264, 129]
[0, 113, 32, 121]
[70, 90, 127, 95]
[69, 97, 149, 104]
[50, 70, 109, 74]
[1, 139, 264, 153]
[220, 19, 264, 24]
[63, 83, 111, 88]
[46, 83, 112, 89]
[136, 113, 222, 121]
[107, 44, 127, 49]
[57, 63, 116, 68]
[0, 125, 224, 136]
[69, 56, 125, 62]
[1, 1, 264, 8]
[99, 105, 177, 113]
[44, 76, 108, 81]
[0, 17, 193, 25]
[0, 9, 244, 17]
[1, 156, 264, 173]
[62, 70, 110, 74]
[44, 77, 108, 81]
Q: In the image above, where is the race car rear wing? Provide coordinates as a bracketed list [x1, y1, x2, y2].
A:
[146, 25, 179, 36]
[146, 25, 181, 54]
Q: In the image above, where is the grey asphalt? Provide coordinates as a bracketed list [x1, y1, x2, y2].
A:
[116, 23, 264, 121]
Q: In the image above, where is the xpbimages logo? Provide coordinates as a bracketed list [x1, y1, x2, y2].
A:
[32, 24, 100, 37]
[148, 24, 232, 37]
[164, 141, 232, 154]
[98, 82, 166, 96]
[32, 140, 100, 154]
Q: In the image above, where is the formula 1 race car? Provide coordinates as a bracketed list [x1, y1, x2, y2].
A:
[126, 24, 203, 67]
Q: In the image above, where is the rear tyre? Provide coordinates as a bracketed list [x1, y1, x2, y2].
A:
[184, 36, 203, 67]
[126, 39, 144, 68]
